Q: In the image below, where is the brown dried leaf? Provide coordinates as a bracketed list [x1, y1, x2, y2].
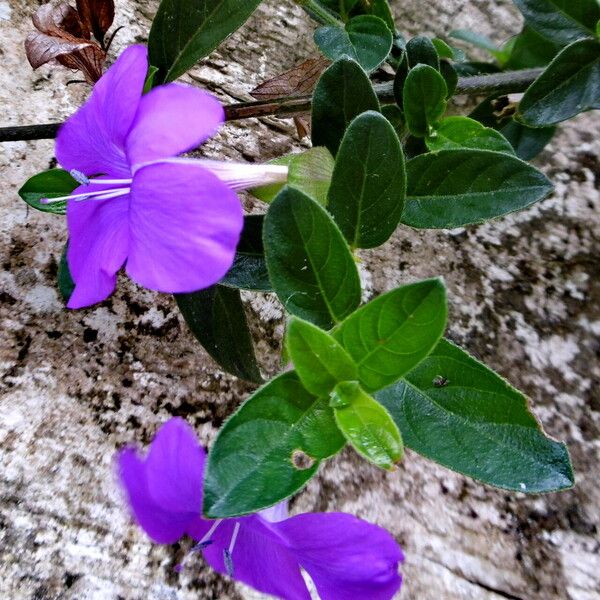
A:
[251, 56, 330, 100]
[25, 30, 92, 69]
[76, 0, 115, 45]
[32, 3, 88, 38]
[57, 43, 106, 83]
[293, 116, 310, 138]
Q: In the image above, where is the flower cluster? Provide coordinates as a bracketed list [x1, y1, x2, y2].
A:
[118, 418, 404, 599]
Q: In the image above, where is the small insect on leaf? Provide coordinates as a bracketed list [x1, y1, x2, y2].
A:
[291, 449, 316, 470]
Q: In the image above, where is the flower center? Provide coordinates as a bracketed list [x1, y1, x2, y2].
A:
[40, 170, 132, 205]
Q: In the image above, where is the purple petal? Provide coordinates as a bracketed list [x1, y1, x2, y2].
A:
[126, 162, 243, 293]
[201, 517, 311, 600]
[56, 45, 148, 177]
[145, 418, 205, 515]
[276, 512, 403, 600]
[66, 182, 129, 309]
[125, 83, 224, 167]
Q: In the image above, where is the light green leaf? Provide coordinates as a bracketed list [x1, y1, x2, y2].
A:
[312, 57, 380, 156]
[376, 339, 575, 493]
[427, 116, 515, 154]
[286, 317, 357, 396]
[402, 149, 553, 228]
[149, 0, 262, 83]
[203, 371, 345, 517]
[264, 187, 361, 329]
[331, 380, 403, 469]
[333, 278, 447, 392]
[403, 64, 448, 137]
[518, 38, 600, 126]
[327, 111, 406, 249]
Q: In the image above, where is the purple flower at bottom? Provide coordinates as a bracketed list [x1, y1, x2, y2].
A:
[47, 45, 287, 309]
[118, 418, 403, 600]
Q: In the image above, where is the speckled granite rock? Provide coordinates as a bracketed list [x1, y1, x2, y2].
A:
[1, 1, 599, 599]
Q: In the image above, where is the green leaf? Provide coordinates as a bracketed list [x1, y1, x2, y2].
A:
[312, 57, 380, 156]
[380, 104, 406, 137]
[426, 116, 515, 154]
[203, 371, 346, 517]
[402, 149, 553, 229]
[327, 111, 406, 249]
[264, 187, 361, 330]
[449, 29, 504, 61]
[506, 26, 561, 69]
[406, 35, 440, 69]
[143, 65, 159, 93]
[440, 60, 458, 97]
[175, 285, 262, 383]
[332, 278, 447, 392]
[403, 64, 448, 137]
[18, 169, 78, 215]
[431, 38, 455, 60]
[286, 317, 357, 396]
[58, 244, 75, 303]
[148, 0, 262, 84]
[376, 339, 575, 493]
[392, 51, 409, 106]
[220, 215, 271, 292]
[500, 119, 556, 161]
[331, 381, 403, 469]
[314, 15, 393, 72]
[512, 0, 600, 46]
[518, 38, 600, 127]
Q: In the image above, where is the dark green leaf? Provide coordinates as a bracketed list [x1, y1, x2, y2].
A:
[314, 15, 393, 72]
[381, 104, 406, 137]
[333, 278, 447, 392]
[403, 64, 448, 137]
[312, 57, 380, 156]
[512, 0, 600, 46]
[220, 215, 271, 291]
[453, 61, 501, 76]
[440, 60, 458, 97]
[327, 111, 406, 249]
[18, 169, 78, 215]
[376, 339, 574, 493]
[287, 317, 357, 396]
[406, 35, 440, 69]
[518, 38, 600, 127]
[392, 51, 409, 106]
[331, 380, 403, 469]
[264, 187, 361, 330]
[427, 116, 515, 154]
[506, 26, 561, 69]
[402, 149, 553, 228]
[58, 244, 75, 303]
[175, 285, 262, 383]
[500, 119, 556, 160]
[203, 371, 345, 517]
[148, 0, 262, 84]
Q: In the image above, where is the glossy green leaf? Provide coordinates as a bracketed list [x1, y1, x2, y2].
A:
[220, 215, 271, 292]
[333, 278, 447, 392]
[506, 26, 561, 69]
[264, 187, 361, 330]
[513, 0, 600, 46]
[175, 285, 262, 383]
[402, 149, 553, 229]
[427, 116, 515, 154]
[314, 15, 393, 72]
[327, 111, 406, 249]
[500, 119, 556, 161]
[203, 371, 346, 517]
[431, 38, 455, 60]
[331, 381, 403, 469]
[312, 57, 380, 156]
[18, 169, 77, 215]
[148, 0, 262, 84]
[406, 35, 440, 69]
[518, 38, 600, 127]
[376, 339, 574, 493]
[403, 65, 447, 137]
[286, 317, 357, 396]
[58, 244, 74, 303]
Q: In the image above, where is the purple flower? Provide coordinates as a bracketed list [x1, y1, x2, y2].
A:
[118, 418, 403, 600]
[48, 45, 287, 309]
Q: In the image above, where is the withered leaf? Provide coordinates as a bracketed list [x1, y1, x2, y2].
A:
[251, 57, 330, 100]
[76, 0, 115, 45]
[25, 31, 92, 69]
[32, 3, 88, 38]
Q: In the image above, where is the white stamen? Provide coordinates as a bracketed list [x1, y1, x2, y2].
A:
[85, 177, 133, 185]
[73, 188, 130, 202]
[133, 158, 289, 191]
[199, 519, 223, 545]
[228, 522, 241, 554]
[42, 187, 130, 205]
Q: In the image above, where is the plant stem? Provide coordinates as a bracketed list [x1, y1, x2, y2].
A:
[293, 0, 343, 26]
[0, 68, 543, 143]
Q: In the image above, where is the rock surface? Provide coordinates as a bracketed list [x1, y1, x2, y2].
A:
[1, 1, 599, 599]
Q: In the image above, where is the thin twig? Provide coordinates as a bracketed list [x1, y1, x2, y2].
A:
[0, 68, 544, 143]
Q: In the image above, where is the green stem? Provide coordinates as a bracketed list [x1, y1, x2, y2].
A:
[294, 0, 343, 27]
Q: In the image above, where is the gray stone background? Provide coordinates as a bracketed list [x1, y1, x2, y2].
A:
[1, 1, 599, 598]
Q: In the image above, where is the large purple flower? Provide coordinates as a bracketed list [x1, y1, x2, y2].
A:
[49, 45, 287, 309]
[118, 418, 403, 600]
